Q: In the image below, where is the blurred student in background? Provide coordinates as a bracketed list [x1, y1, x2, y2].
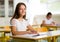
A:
[41, 12, 55, 26]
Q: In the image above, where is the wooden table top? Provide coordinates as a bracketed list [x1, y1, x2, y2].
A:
[42, 25, 60, 28]
[12, 30, 60, 40]
[0, 26, 11, 32]
[0, 29, 11, 32]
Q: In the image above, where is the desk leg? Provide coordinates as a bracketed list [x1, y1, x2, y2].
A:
[53, 37, 57, 42]
[47, 37, 51, 42]
[54, 27, 57, 30]
[35, 40, 38, 42]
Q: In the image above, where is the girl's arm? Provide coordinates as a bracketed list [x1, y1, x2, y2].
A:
[27, 25, 37, 34]
[11, 26, 32, 35]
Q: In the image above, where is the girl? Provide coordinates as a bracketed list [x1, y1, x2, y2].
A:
[10, 2, 37, 35]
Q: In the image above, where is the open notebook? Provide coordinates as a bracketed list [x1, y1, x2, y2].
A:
[14, 30, 60, 39]
[16, 32, 49, 38]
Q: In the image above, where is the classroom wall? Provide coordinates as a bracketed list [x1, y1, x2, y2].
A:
[0, 17, 11, 26]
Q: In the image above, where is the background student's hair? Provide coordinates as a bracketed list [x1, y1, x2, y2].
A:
[11, 2, 26, 21]
[46, 12, 52, 16]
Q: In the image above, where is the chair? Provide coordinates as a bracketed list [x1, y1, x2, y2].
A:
[33, 27, 49, 42]
[33, 27, 48, 33]
[0, 26, 11, 42]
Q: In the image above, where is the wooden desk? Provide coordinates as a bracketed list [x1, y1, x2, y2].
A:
[43, 26, 60, 28]
[42, 26, 60, 30]
[12, 30, 60, 42]
[12, 35, 49, 42]
[0, 26, 11, 33]
[0, 26, 11, 42]
[0, 29, 11, 37]
[0, 28, 11, 42]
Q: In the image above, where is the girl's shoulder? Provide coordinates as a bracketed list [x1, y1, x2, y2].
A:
[12, 18, 18, 22]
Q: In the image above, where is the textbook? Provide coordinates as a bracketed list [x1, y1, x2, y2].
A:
[16, 32, 48, 38]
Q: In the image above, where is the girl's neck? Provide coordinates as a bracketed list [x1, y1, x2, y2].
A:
[18, 17, 24, 21]
[47, 18, 50, 20]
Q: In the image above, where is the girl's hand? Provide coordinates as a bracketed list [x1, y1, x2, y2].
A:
[50, 23, 55, 26]
[27, 31, 33, 34]
[27, 31, 37, 34]
[31, 30, 37, 34]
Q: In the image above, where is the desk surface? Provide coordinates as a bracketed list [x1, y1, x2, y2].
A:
[0, 29, 11, 32]
[43, 25, 60, 28]
[12, 30, 60, 40]
[0, 26, 11, 32]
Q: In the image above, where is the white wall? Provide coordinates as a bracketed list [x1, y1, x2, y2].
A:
[28, 0, 48, 25]
[28, 0, 60, 25]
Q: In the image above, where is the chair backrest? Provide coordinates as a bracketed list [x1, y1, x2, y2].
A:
[4, 26, 13, 36]
[0, 26, 11, 38]
[10, 26, 15, 36]
[33, 27, 48, 32]
[0, 32, 4, 37]
[4, 26, 11, 31]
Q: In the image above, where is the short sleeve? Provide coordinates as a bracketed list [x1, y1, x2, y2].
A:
[11, 19, 17, 26]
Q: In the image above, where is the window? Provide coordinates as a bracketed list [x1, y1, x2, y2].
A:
[0, 0, 5, 17]
[0, 0, 14, 17]
[9, 0, 14, 17]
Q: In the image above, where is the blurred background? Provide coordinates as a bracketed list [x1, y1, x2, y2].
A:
[0, 0, 60, 42]
[0, 0, 60, 26]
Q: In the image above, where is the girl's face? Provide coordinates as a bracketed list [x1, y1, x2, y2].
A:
[46, 15, 52, 20]
[19, 5, 26, 16]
